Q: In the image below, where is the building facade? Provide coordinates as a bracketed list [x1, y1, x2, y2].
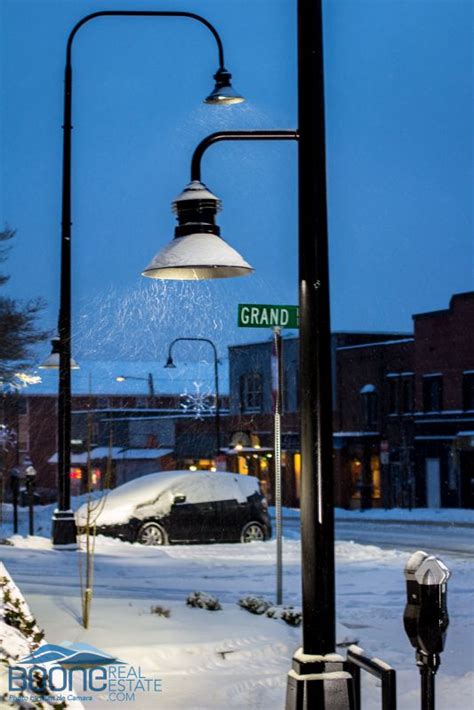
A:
[226, 292, 474, 509]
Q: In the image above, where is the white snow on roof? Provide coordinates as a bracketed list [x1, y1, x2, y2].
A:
[48, 447, 173, 464]
[21, 360, 229, 396]
[118, 448, 173, 460]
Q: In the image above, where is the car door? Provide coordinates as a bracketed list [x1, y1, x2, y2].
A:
[168, 499, 217, 542]
[213, 475, 246, 541]
[167, 474, 219, 542]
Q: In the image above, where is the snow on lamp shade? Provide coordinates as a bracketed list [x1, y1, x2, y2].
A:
[142, 233, 254, 280]
[142, 180, 253, 281]
[39, 338, 79, 370]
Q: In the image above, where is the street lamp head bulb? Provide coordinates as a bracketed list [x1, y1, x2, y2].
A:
[164, 355, 176, 369]
[142, 181, 253, 280]
[116, 375, 126, 382]
[204, 68, 245, 105]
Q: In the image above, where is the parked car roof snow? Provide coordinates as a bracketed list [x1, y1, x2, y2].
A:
[76, 470, 261, 528]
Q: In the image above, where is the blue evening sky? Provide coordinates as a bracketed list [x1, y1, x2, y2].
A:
[0, 0, 472, 364]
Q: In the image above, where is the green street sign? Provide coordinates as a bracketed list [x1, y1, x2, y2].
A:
[238, 304, 299, 329]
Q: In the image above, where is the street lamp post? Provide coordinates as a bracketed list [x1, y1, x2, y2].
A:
[116, 373, 155, 399]
[141, 1, 355, 704]
[164, 337, 221, 457]
[53, 9, 242, 547]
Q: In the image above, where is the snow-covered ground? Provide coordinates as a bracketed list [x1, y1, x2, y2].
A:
[1, 501, 473, 708]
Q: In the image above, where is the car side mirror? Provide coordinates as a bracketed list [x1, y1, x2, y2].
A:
[173, 495, 186, 505]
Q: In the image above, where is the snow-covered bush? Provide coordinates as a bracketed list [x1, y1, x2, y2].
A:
[186, 591, 221, 611]
[238, 595, 272, 615]
[264, 604, 302, 626]
[279, 607, 302, 626]
[0, 564, 68, 708]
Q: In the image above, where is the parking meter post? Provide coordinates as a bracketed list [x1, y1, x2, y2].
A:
[403, 551, 450, 710]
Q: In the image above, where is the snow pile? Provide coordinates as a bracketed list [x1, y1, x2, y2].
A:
[0, 561, 84, 708]
[76, 470, 261, 527]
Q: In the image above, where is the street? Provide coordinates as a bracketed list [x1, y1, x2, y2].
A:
[279, 516, 474, 559]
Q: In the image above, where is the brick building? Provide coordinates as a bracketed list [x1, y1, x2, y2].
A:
[226, 292, 474, 509]
[226, 330, 410, 507]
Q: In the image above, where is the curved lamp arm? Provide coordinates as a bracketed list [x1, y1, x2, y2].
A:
[166, 337, 220, 456]
[66, 10, 225, 68]
[167, 336, 218, 362]
[190, 130, 299, 182]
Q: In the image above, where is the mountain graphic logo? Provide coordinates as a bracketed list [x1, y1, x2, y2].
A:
[18, 642, 125, 668]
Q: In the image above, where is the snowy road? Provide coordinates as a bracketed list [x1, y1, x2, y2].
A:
[278, 517, 474, 558]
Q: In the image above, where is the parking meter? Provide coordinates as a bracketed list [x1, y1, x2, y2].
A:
[404, 551, 450, 710]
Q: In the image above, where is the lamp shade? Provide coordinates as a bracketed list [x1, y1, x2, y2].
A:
[142, 233, 253, 280]
[39, 338, 79, 370]
[204, 68, 245, 105]
[142, 180, 253, 281]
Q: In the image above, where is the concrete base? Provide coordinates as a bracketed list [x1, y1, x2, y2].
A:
[286, 650, 356, 710]
[52, 509, 77, 548]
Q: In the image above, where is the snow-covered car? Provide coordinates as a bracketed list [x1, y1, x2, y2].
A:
[75, 470, 271, 545]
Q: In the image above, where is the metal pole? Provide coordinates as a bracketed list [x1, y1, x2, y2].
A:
[420, 667, 435, 710]
[213, 348, 221, 456]
[273, 327, 283, 605]
[298, 0, 335, 654]
[52, 9, 231, 546]
[28, 482, 34, 536]
[148, 373, 155, 399]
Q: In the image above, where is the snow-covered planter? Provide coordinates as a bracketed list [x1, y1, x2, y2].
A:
[238, 595, 272, 615]
[0, 562, 66, 709]
[186, 591, 221, 611]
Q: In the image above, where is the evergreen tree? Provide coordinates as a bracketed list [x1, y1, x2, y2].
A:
[0, 226, 48, 380]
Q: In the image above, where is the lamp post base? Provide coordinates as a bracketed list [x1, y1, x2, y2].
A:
[286, 650, 356, 710]
[52, 509, 77, 548]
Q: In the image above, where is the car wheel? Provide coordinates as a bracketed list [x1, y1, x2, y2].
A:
[137, 522, 168, 546]
[241, 522, 266, 543]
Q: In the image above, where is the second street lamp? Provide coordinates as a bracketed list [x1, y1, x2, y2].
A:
[164, 337, 221, 457]
[53, 8, 243, 547]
